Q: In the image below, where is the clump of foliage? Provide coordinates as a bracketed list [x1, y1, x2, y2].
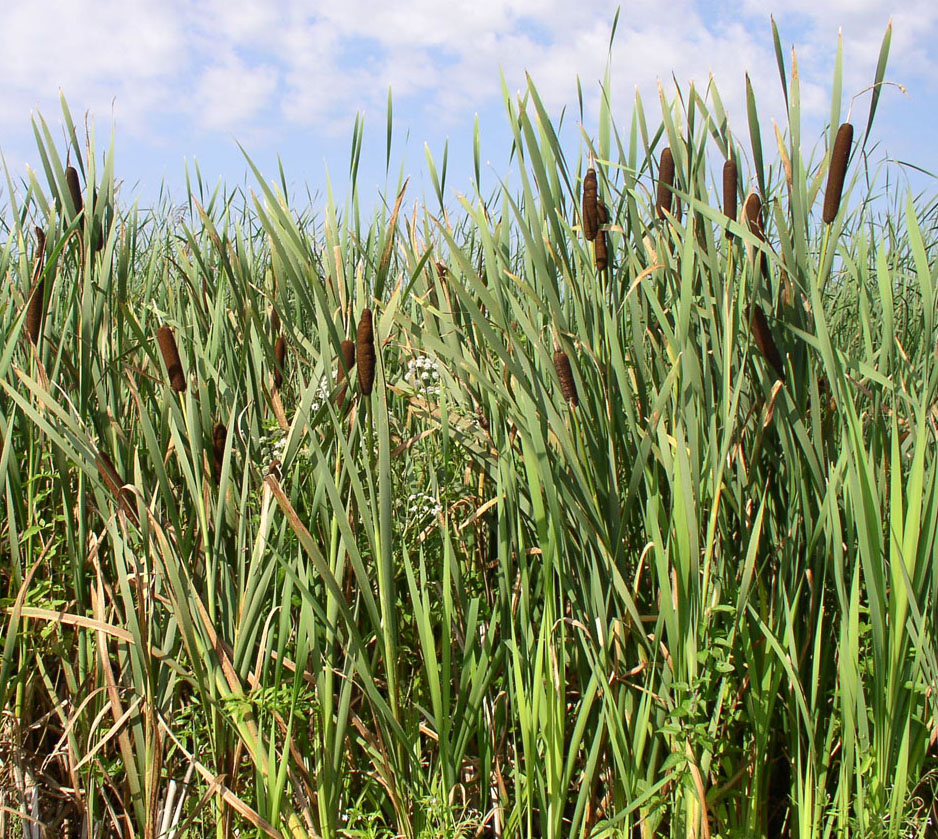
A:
[2, 20, 938, 839]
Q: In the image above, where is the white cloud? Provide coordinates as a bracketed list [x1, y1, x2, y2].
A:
[192, 55, 279, 132]
[0, 0, 933, 163]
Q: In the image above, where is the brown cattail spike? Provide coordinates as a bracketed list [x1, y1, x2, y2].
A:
[553, 350, 578, 407]
[157, 326, 186, 392]
[593, 200, 609, 271]
[656, 148, 675, 219]
[745, 193, 767, 276]
[91, 188, 103, 252]
[274, 335, 286, 389]
[744, 193, 764, 241]
[25, 227, 48, 345]
[582, 167, 599, 241]
[594, 234, 608, 271]
[335, 339, 357, 406]
[65, 167, 83, 220]
[94, 449, 139, 526]
[356, 308, 376, 396]
[271, 308, 281, 336]
[747, 305, 786, 381]
[26, 283, 45, 345]
[823, 122, 853, 224]
[723, 159, 738, 236]
[212, 423, 227, 482]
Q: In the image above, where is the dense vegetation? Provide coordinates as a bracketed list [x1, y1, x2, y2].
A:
[2, 22, 938, 839]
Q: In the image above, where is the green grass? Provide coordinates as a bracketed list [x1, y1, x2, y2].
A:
[2, 22, 938, 839]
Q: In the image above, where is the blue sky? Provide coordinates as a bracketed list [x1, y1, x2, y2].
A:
[1, 0, 935, 213]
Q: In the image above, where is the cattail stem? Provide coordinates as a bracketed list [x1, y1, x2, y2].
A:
[823, 122, 853, 224]
[157, 326, 186, 392]
[356, 309, 376, 396]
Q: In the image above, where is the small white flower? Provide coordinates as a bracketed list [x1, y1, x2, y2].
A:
[406, 355, 441, 396]
[309, 374, 331, 413]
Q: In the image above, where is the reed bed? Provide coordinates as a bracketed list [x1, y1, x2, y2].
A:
[2, 22, 937, 839]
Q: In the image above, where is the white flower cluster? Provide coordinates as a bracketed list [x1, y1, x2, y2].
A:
[309, 375, 331, 413]
[256, 425, 287, 468]
[271, 435, 286, 459]
[406, 491, 442, 525]
[406, 355, 441, 397]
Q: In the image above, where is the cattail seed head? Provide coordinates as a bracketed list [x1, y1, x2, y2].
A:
[338, 339, 356, 381]
[582, 167, 599, 241]
[157, 325, 186, 392]
[747, 304, 786, 381]
[274, 335, 286, 389]
[597, 200, 608, 228]
[594, 201, 609, 270]
[356, 308, 376, 395]
[94, 449, 138, 525]
[271, 308, 281, 336]
[723, 159, 738, 235]
[212, 422, 226, 482]
[594, 232, 608, 272]
[25, 228, 48, 345]
[26, 281, 45, 345]
[744, 193, 764, 241]
[656, 148, 675, 219]
[91, 188, 103, 252]
[335, 339, 357, 406]
[744, 193, 767, 276]
[553, 350, 578, 407]
[823, 122, 853, 224]
[65, 167, 83, 219]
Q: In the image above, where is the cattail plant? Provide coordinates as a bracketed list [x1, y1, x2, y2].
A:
[335, 339, 357, 406]
[25, 227, 47, 345]
[823, 122, 854, 224]
[594, 200, 609, 271]
[91, 187, 103, 252]
[357, 308, 376, 395]
[94, 449, 139, 526]
[553, 349, 578, 407]
[744, 193, 765, 241]
[656, 148, 675, 219]
[271, 308, 281, 335]
[65, 166, 83, 220]
[723, 158, 738, 235]
[745, 193, 767, 276]
[582, 167, 599, 241]
[212, 423, 226, 483]
[157, 325, 186, 392]
[747, 304, 786, 381]
[274, 335, 287, 390]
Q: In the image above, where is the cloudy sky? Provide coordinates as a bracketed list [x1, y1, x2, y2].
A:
[0, 0, 934, 210]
